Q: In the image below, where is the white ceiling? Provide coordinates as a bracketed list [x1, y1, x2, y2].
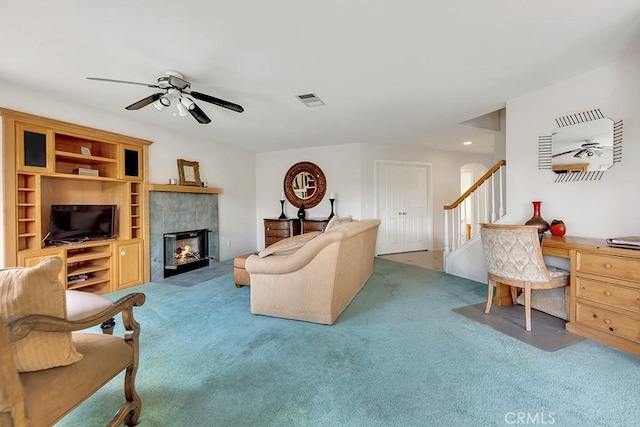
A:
[1, 1, 640, 154]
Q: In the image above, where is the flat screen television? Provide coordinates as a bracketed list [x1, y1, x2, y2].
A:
[48, 204, 117, 244]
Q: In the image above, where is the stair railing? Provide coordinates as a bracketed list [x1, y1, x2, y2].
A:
[443, 160, 506, 252]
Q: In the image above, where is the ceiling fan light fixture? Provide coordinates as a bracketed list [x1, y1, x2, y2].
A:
[153, 99, 165, 111]
[175, 99, 189, 117]
[180, 96, 196, 111]
[159, 95, 171, 107]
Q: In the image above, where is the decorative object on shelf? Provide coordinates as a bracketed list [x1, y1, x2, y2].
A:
[177, 159, 202, 186]
[284, 162, 327, 209]
[297, 204, 306, 220]
[201, 181, 208, 188]
[169, 178, 177, 185]
[538, 108, 623, 182]
[549, 220, 566, 237]
[80, 146, 91, 156]
[278, 193, 287, 219]
[524, 201, 549, 235]
[328, 192, 336, 220]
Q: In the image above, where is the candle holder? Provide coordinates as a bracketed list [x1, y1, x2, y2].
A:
[328, 198, 335, 220]
[278, 200, 287, 219]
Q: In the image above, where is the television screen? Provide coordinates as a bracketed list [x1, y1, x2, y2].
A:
[48, 204, 117, 243]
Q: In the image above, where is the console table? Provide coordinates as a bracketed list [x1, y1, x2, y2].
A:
[302, 218, 330, 233]
[263, 218, 300, 247]
[495, 235, 640, 356]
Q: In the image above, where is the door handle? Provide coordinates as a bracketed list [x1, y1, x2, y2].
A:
[398, 212, 407, 215]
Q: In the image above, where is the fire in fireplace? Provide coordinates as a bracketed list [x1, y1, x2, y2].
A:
[163, 229, 210, 278]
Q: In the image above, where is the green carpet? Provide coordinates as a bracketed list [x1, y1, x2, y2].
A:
[57, 258, 640, 426]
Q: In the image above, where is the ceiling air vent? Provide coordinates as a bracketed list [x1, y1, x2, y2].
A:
[296, 93, 325, 107]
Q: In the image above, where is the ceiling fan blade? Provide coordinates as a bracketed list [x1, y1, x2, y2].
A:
[87, 77, 161, 89]
[552, 149, 579, 158]
[188, 103, 212, 124]
[573, 149, 587, 158]
[189, 91, 244, 113]
[125, 93, 163, 110]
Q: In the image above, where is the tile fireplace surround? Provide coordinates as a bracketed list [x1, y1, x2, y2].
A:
[149, 189, 219, 281]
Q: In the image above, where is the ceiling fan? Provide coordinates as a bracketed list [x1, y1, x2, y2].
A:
[552, 139, 613, 159]
[87, 70, 243, 124]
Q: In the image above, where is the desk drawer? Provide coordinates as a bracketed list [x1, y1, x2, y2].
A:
[576, 302, 640, 343]
[576, 251, 640, 282]
[576, 277, 640, 314]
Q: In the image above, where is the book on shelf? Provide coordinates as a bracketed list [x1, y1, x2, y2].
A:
[606, 236, 640, 249]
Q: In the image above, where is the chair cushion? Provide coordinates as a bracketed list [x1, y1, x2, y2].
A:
[0, 257, 82, 372]
[19, 333, 133, 427]
[66, 289, 113, 320]
[258, 232, 321, 258]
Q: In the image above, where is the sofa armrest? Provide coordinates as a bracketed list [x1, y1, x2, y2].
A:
[6, 292, 145, 343]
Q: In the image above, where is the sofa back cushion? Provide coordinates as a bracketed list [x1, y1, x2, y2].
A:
[0, 257, 83, 372]
[324, 215, 352, 232]
[259, 231, 322, 258]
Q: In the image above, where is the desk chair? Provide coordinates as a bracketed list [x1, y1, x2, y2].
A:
[480, 223, 570, 332]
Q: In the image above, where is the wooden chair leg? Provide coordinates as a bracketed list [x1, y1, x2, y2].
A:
[484, 278, 494, 314]
[510, 286, 518, 305]
[524, 284, 532, 332]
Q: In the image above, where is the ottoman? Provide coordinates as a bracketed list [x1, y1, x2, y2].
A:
[234, 253, 254, 288]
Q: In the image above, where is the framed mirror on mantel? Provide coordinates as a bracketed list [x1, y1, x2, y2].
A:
[284, 161, 326, 208]
[538, 108, 622, 182]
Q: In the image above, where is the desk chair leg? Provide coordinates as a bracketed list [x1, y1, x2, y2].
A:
[510, 286, 518, 305]
[100, 318, 116, 335]
[484, 278, 494, 314]
[524, 285, 532, 332]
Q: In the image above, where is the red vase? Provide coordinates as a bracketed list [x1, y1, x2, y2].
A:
[524, 201, 549, 234]
[549, 220, 566, 237]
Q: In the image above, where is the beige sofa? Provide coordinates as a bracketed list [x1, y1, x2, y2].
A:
[245, 218, 381, 325]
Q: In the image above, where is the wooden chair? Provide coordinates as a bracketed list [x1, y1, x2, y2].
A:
[479, 223, 570, 332]
[1, 282, 145, 427]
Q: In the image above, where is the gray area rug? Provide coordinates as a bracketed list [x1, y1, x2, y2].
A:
[453, 302, 585, 352]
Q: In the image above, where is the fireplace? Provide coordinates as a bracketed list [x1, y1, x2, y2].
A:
[163, 229, 210, 278]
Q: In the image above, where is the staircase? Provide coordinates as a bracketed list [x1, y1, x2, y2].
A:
[443, 160, 507, 282]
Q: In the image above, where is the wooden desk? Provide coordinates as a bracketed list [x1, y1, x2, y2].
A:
[497, 235, 640, 356]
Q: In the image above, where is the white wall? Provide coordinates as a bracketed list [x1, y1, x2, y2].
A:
[506, 52, 640, 237]
[447, 52, 640, 282]
[0, 81, 256, 264]
[256, 143, 494, 251]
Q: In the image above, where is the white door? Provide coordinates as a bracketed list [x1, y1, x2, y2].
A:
[376, 162, 429, 255]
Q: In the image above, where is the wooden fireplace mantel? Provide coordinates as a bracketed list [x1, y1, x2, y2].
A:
[149, 183, 223, 194]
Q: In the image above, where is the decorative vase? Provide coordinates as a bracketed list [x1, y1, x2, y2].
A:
[278, 200, 287, 219]
[524, 201, 549, 234]
[549, 219, 566, 237]
[297, 204, 306, 220]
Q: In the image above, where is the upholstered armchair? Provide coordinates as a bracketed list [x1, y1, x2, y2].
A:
[0, 257, 145, 427]
[480, 223, 570, 332]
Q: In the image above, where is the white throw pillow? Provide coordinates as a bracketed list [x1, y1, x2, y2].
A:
[324, 215, 352, 232]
